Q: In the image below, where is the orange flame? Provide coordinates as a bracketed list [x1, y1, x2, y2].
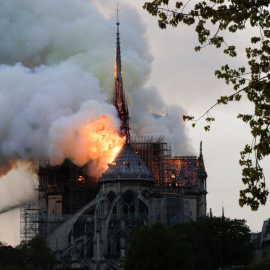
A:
[81, 115, 125, 176]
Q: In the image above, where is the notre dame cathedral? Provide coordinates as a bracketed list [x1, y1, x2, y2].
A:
[21, 18, 207, 270]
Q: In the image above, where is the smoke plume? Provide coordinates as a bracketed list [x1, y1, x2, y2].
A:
[0, 0, 191, 169]
[0, 0, 193, 239]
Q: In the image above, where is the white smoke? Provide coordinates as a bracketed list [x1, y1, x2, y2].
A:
[130, 86, 193, 155]
[0, 0, 193, 244]
[0, 160, 38, 212]
[0, 62, 113, 165]
[0, 0, 192, 169]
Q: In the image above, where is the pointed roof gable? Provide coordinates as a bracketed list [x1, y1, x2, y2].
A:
[198, 141, 207, 176]
[100, 143, 154, 183]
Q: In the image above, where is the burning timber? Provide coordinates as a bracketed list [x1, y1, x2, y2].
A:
[20, 15, 207, 270]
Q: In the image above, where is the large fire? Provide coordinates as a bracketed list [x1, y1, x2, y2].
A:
[81, 115, 125, 175]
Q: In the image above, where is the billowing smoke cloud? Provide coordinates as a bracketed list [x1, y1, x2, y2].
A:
[0, 62, 123, 173]
[1, 63, 108, 162]
[0, 0, 192, 169]
[0, 160, 38, 246]
[0, 0, 193, 242]
[0, 160, 38, 213]
[130, 86, 193, 156]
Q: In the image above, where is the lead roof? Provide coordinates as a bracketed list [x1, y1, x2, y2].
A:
[99, 143, 154, 183]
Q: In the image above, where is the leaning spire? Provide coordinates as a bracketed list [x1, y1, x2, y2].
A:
[113, 5, 130, 142]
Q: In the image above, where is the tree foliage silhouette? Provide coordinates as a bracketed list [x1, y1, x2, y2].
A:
[172, 216, 253, 269]
[125, 222, 195, 270]
[144, 0, 270, 210]
[0, 238, 57, 270]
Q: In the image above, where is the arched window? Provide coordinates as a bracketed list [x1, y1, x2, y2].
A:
[107, 191, 116, 205]
[123, 190, 134, 205]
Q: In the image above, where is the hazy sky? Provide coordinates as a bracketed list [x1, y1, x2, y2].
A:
[0, 0, 269, 246]
[126, 0, 270, 233]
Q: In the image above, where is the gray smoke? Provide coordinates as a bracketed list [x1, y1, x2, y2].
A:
[0, 0, 193, 243]
[0, 0, 192, 168]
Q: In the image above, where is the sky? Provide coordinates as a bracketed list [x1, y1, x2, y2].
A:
[127, 0, 270, 232]
[0, 0, 269, 246]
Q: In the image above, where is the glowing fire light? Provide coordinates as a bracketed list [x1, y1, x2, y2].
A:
[81, 115, 125, 174]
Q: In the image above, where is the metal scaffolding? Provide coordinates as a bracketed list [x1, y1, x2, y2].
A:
[20, 203, 39, 242]
[39, 160, 98, 215]
[130, 135, 171, 185]
[69, 162, 98, 214]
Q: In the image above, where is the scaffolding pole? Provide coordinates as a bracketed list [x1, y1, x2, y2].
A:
[130, 135, 171, 186]
[20, 203, 39, 242]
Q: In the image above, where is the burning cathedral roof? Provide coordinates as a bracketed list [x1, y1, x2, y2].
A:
[99, 143, 154, 183]
[98, 14, 154, 183]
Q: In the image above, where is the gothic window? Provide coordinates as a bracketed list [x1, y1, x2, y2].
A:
[129, 204, 135, 214]
[108, 236, 120, 254]
[122, 191, 135, 215]
[123, 205, 128, 214]
[107, 191, 116, 205]
[123, 190, 134, 205]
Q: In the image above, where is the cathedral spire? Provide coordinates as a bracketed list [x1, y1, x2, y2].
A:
[113, 5, 130, 143]
[199, 141, 205, 168]
[198, 141, 207, 183]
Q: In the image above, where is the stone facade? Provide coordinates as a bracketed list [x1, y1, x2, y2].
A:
[31, 19, 208, 270]
[36, 142, 207, 269]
